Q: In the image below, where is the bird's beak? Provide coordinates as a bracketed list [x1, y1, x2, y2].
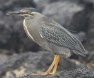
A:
[6, 11, 26, 16]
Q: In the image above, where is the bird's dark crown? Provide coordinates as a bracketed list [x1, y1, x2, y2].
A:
[7, 8, 38, 16]
[20, 8, 38, 14]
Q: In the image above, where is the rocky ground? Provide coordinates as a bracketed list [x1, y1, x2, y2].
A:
[0, 0, 94, 78]
[1, 52, 94, 78]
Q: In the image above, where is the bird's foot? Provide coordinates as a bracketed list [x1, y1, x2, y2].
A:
[32, 67, 57, 75]
[32, 54, 60, 76]
[32, 71, 55, 76]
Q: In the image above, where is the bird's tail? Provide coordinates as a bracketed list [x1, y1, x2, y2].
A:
[72, 50, 88, 57]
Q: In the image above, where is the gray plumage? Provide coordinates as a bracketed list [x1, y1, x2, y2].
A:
[24, 12, 87, 57]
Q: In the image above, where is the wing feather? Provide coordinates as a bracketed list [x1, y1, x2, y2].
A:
[39, 17, 87, 56]
[41, 23, 76, 49]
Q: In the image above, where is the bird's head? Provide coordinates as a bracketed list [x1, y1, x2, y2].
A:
[7, 8, 39, 17]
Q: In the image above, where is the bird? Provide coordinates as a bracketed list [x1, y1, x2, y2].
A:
[7, 8, 87, 76]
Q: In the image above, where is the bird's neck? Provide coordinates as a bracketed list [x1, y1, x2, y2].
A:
[23, 19, 35, 41]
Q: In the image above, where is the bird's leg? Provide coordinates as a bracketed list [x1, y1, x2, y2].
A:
[32, 54, 60, 76]
[49, 55, 60, 75]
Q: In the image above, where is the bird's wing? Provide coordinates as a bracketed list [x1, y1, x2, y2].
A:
[40, 17, 87, 56]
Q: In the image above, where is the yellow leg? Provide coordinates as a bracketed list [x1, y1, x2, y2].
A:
[32, 54, 60, 76]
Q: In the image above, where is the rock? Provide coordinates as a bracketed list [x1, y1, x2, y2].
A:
[17, 66, 94, 78]
[86, 29, 94, 51]
[0, 0, 36, 12]
[0, 54, 8, 65]
[1, 51, 93, 78]
[54, 0, 83, 4]
[73, 32, 86, 42]
[33, 0, 83, 11]
[83, 4, 94, 51]
[34, 0, 83, 8]
[83, 0, 94, 4]
[33, 0, 51, 11]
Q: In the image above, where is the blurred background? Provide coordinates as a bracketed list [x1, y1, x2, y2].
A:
[0, 0, 94, 78]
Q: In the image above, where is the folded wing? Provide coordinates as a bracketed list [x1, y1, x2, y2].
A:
[40, 17, 87, 56]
